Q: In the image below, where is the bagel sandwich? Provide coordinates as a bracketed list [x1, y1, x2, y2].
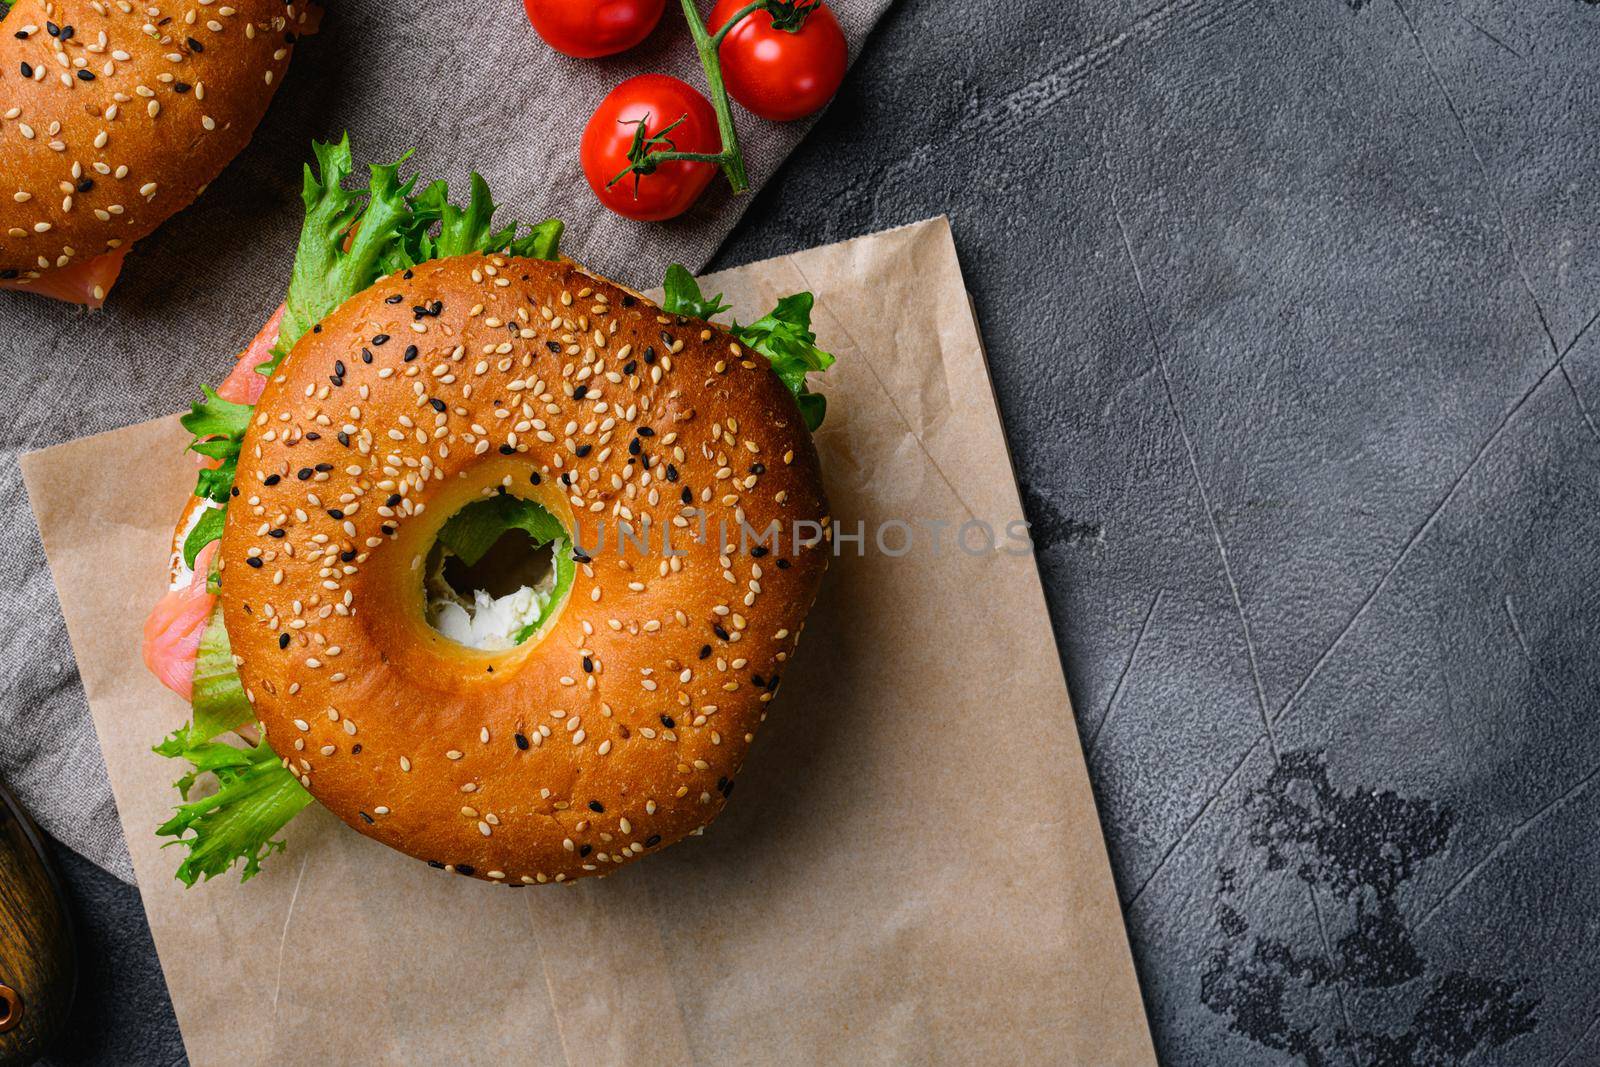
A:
[142, 137, 836, 887]
[0, 0, 317, 307]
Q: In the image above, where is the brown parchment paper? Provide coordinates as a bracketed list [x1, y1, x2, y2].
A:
[22, 218, 1155, 1066]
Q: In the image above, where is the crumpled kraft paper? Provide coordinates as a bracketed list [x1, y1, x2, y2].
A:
[22, 218, 1154, 1065]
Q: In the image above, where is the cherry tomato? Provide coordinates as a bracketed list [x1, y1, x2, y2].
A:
[708, 0, 847, 122]
[581, 75, 721, 222]
[523, 0, 665, 59]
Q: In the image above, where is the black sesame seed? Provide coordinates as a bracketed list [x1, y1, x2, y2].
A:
[45, 21, 57, 35]
[751, 545, 768, 558]
[628, 438, 641, 457]
[305, 432, 321, 441]
[681, 488, 693, 504]
[337, 432, 351, 447]
[456, 864, 475, 876]
[572, 385, 588, 400]
[359, 811, 374, 824]
[644, 346, 656, 364]
[776, 558, 791, 570]
[574, 444, 592, 458]
[328, 509, 344, 520]
[19, 62, 32, 77]
[403, 269, 415, 280]
[582, 656, 593, 673]
[0, 269, 16, 279]
[334, 360, 345, 378]
[427, 860, 445, 869]
[515, 733, 529, 750]
[268, 528, 286, 538]
[578, 844, 592, 857]
[76, 178, 94, 193]
[623, 360, 637, 375]
[297, 468, 313, 480]
[246, 557, 263, 569]
[174, 81, 190, 93]
[279, 633, 291, 649]
[588, 800, 604, 813]
[385, 293, 404, 304]
[352, 743, 362, 754]
[430, 398, 446, 413]
[403, 345, 418, 362]
[699, 644, 711, 659]
[77, 69, 95, 81]
[750, 462, 765, 475]
[59, 24, 74, 40]
[660, 714, 675, 729]
[529, 472, 541, 485]
[622, 295, 637, 307]
[713, 624, 730, 641]
[360, 347, 374, 364]
[752, 675, 766, 688]
[186, 35, 203, 51]
[496, 444, 514, 455]
[264, 474, 281, 486]
[386, 493, 402, 506]
[637, 426, 655, 437]
[315, 463, 333, 472]
[546, 341, 561, 353]
[645, 834, 661, 847]
[371, 333, 390, 346]
[340, 549, 356, 562]
[665, 464, 678, 482]
[230, 486, 240, 497]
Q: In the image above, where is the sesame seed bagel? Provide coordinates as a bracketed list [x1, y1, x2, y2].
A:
[0, 0, 315, 291]
[217, 253, 830, 884]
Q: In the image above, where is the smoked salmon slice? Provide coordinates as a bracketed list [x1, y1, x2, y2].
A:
[0, 250, 128, 308]
[215, 303, 285, 405]
[142, 541, 218, 701]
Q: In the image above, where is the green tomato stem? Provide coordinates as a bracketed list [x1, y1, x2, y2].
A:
[679, 0, 768, 196]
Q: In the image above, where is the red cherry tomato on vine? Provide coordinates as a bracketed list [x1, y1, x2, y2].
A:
[581, 74, 720, 222]
[708, 0, 847, 122]
[523, 0, 665, 59]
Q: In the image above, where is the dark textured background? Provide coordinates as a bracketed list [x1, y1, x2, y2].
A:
[24, 0, 1600, 1064]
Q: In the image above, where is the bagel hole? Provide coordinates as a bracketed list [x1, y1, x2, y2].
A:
[423, 496, 572, 651]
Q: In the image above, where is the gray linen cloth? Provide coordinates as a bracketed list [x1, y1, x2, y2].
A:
[0, 0, 890, 882]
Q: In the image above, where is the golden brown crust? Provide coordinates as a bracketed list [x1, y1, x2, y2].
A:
[0, 0, 314, 284]
[218, 254, 830, 884]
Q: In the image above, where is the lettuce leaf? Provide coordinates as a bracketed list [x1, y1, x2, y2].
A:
[181, 507, 226, 569]
[155, 736, 313, 887]
[154, 606, 311, 886]
[180, 385, 251, 503]
[662, 265, 731, 320]
[270, 136, 566, 367]
[659, 266, 834, 431]
[155, 606, 255, 760]
[437, 493, 566, 565]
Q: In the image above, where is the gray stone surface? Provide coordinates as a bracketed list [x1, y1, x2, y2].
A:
[17, 0, 1600, 1063]
[718, 0, 1600, 1063]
